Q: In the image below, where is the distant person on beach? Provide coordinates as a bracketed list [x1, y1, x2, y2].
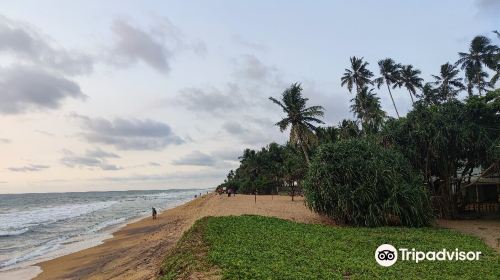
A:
[152, 207, 157, 220]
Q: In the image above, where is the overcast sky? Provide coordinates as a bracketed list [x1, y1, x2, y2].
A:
[0, 0, 498, 193]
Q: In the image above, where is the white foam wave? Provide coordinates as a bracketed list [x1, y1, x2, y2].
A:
[0, 238, 63, 268]
[0, 228, 29, 237]
[90, 217, 126, 233]
[0, 201, 117, 234]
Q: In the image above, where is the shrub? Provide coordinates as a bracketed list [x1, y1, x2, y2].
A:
[303, 139, 433, 227]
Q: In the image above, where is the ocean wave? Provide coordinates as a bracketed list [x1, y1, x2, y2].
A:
[0, 228, 29, 237]
[0, 237, 63, 268]
[0, 189, 201, 271]
[0, 201, 118, 235]
[90, 217, 127, 233]
[140, 190, 201, 200]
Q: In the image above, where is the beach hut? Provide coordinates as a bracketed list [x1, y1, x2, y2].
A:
[462, 163, 500, 215]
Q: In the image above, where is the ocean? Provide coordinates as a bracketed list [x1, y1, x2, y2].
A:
[0, 188, 207, 278]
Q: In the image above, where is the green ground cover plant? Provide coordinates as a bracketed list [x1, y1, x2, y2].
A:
[160, 215, 500, 280]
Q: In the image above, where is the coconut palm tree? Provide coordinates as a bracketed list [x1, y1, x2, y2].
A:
[456, 35, 499, 96]
[489, 31, 500, 86]
[350, 87, 386, 133]
[375, 58, 401, 117]
[269, 83, 324, 165]
[432, 63, 465, 101]
[419, 83, 440, 105]
[338, 119, 360, 140]
[491, 65, 500, 87]
[397, 65, 423, 103]
[464, 65, 491, 97]
[340, 56, 374, 95]
[315, 126, 339, 144]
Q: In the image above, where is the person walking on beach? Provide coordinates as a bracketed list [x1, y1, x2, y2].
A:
[152, 207, 157, 220]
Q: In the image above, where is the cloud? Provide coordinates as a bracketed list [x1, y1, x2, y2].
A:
[95, 169, 225, 183]
[73, 114, 184, 150]
[8, 164, 49, 172]
[232, 54, 284, 88]
[34, 130, 55, 137]
[221, 119, 280, 146]
[109, 19, 172, 73]
[175, 84, 246, 114]
[0, 138, 10, 144]
[0, 15, 93, 76]
[232, 35, 267, 52]
[474, 0, 500, 16]
[172, 151, 216, 166]
[108, 18, 206, 73]
[298, 79, 351, 124]
[222, 121, 248, 135]
[234, 54, 275, 81]
[174, 54, 284, 118]
[0, 65, 85, 114]
[149, 162, 161, 166]
[60, 149, 122, 171]
[85, 147, 120, 159]
[211, 148, 242, 162]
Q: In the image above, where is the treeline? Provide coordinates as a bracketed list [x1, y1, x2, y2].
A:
[218, 143, 306, 199]
[217, 33, 500, 224]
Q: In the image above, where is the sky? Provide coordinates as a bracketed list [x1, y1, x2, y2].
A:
[0, 0, 498, 194]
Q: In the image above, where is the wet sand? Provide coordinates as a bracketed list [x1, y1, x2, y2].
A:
[34, 194, 500, 280]
[34, 194, 328, 280]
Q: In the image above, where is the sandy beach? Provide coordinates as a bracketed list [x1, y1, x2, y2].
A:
[32, 193, 500, 280]
[34, 194, 330, 280]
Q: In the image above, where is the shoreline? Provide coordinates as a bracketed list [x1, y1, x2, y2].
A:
[0, 193, 203, 280]
[32, 193, 328, 280]
[8, 193, 499, 280]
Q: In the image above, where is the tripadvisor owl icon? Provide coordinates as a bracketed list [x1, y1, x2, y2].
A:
[375, 244, 398, 267]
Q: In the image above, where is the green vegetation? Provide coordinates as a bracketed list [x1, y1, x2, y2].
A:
[303, 139, 432, 227]
[269, 83, 325, 165]
[159, 218, 219, 280]
[381, 91, 499, 216]
[160, 215, 500, 280]
[217, 33, 499, 221]
[217, 143, 306, 196]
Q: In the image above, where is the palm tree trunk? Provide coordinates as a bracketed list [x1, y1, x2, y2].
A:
[355, 84, 368, 134]
[297, 132, 310, 166]
[476, 70, 482, 96]
[386, 83, 400, 117]
[407, 89, 415, 104]
[300, 140, 310, 166]
[467, 83, 473, 97]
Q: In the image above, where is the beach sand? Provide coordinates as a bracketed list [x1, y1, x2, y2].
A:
[33, 193, 500, 280]
[436, 219, 500, 252]
[34, 194, 329, 280]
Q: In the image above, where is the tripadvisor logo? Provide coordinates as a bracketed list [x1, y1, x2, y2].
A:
[375, 244, 398, 267]
[375, 244, 482, 267]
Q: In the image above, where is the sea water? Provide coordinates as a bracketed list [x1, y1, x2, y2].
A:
[0, 188, 207, 278]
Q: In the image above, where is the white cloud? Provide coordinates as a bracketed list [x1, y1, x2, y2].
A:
[172, 151, 216, 166]
[107, 18, 206, 73]
[0, 65, 85, 114]
[60, 149, 122, 171]
[73, 114, 184, 150]
[0, 15, 93, 76]
[8, 164, 49, 172]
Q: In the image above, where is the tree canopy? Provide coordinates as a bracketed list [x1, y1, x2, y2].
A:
[217, 33, 499, 222]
